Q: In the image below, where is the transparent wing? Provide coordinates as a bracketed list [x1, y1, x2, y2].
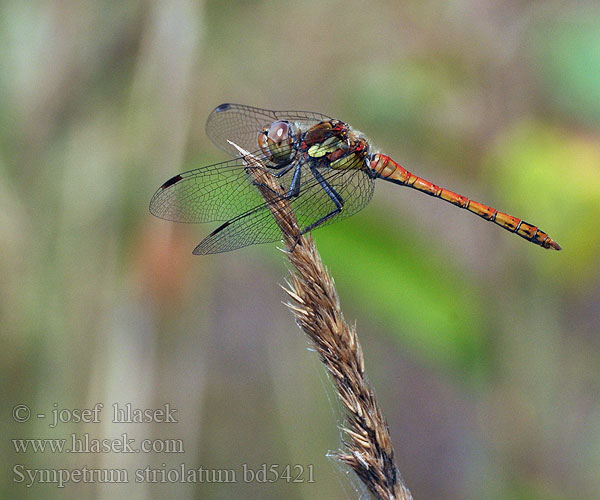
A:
[192, 202, 290, 254]
[206, 103, 332, 157]
[149, 151, 292, 223]
[193, 155, 375, 255]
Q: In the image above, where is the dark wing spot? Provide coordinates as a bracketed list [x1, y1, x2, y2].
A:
[161, 174, 183, 189]
[192, 220, 233, 255]
[215, 103, 231, 112]
[208, 220, 230, 236]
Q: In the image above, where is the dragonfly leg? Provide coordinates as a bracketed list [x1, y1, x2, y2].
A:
[287, 163, 303, 197]
[289, 167, 345, 252]
[251, 162, 303, 200]
[302, 166, 344, 234]
[272, 161, 295, 178]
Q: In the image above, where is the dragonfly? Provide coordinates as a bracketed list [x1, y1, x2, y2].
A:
[150, 103, 561, 254]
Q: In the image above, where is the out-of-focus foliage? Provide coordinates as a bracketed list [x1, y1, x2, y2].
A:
[317, 211, 487, 374]
[1, 1, 599, 500]
[485, 120, 600, 286]
[533, 10, 600, 125]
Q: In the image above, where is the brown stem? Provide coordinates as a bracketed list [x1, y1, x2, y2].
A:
[230, 142, 413, 500]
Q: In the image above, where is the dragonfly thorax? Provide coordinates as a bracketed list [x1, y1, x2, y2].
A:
[303, 120, 371, 172]
[258, 120, 296, 165]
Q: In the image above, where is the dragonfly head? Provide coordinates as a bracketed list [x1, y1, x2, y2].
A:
[258, 120, 295, 165]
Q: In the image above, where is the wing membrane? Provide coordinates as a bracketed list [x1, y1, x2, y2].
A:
[206, 103, 332, 157]
[193, 156, 374, 254]
[149, 153, 279, 223]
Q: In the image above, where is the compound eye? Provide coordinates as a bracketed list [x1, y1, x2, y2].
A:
[258, 120, 294, 164]
[267, 120, 291, 143]
[258, 126, 269, 151]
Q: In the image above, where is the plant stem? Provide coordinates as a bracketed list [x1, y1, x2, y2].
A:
[230, 142, 413, 500]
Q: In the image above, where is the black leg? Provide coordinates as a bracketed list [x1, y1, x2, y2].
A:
[287, 163, 302, 197]
[273, 162, 295, 178]
[288, 166, 344, 252]
[301, 166, 344, 234]
[252, 162, 303, 199]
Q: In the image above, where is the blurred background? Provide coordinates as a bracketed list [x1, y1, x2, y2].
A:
[1, 1, 599, 499]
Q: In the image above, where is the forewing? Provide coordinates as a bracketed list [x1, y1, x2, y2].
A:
[205, 103, 332, 157]
[149, 155, 282, 223]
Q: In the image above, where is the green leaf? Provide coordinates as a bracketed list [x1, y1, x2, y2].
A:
[314, 209, 486, 373]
